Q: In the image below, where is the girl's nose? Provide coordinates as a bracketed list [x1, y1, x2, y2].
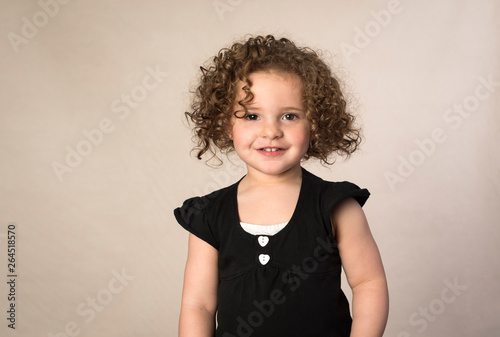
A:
[260, 120, 283, 139]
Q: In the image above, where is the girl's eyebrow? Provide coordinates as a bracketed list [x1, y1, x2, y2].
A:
[281, 106, 305, 112]
[245, 103, 305, 112]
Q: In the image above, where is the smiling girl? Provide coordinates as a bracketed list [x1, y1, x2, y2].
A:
[174, 35, 388, 337]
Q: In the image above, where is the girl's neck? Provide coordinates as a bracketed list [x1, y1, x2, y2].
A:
[242, 165, 303, 188]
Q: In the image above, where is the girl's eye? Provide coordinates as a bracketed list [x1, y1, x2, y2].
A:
[245, 114, 259, 121]
[283, 113, 298, 121]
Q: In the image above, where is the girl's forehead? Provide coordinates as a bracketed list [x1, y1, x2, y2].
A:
[235, 70, 304, 92]
[231, 71, 307, 115]
[249, 70, 301, 82]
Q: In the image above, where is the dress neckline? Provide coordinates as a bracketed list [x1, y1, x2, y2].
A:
[232, 167, 308, 238]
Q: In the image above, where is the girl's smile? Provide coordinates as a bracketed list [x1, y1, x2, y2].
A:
[230, 71, 310, 181]
[257, 147, 285, 157]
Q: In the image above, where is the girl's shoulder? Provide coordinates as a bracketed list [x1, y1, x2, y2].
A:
[301, 167, 370, 207]
[175, 179, 239, 220]
[173, 179, 242, 250]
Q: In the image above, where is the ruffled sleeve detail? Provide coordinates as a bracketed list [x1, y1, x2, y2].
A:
[174, 196, 219, 250]
[321, 181, 370, 226]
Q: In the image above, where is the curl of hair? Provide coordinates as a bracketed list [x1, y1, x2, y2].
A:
[185, 34, 361, 165]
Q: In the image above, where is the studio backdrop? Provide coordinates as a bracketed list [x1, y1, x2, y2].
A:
[1, 0, 499, 336]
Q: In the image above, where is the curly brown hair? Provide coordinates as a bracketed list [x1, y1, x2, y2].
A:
[185, 34, 361, 165]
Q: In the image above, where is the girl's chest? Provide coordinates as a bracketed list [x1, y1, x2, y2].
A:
[236, 186, 301, 225]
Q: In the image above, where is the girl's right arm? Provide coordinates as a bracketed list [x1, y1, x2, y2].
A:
[179, 234, 218, 337]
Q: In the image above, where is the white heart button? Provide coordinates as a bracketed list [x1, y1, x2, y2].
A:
[258, 236, 269, 247]
[259, 254, 270, 265]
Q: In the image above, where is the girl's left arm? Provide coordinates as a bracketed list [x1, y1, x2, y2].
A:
[331, 197, 389, 337]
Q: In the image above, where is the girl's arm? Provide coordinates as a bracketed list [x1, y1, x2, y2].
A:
[179, 234, 218, 337]
[331, 198, 389, 337]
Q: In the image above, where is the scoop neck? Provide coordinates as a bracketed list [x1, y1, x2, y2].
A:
[232, 167, 308, 239]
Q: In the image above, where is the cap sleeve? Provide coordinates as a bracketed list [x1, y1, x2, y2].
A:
[174, 196, 219, 250]
[321, 181, 370, 225]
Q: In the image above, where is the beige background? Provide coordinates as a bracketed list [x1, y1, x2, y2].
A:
[1, 0, 499, 336]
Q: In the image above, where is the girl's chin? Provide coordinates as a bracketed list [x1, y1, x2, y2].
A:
[244, 163, 302, 176]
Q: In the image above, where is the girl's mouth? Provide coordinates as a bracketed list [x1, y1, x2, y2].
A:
[257, 147, 285, 157]
[260, 147, 282, 152]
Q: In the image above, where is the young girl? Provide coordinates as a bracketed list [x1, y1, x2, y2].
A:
[174, 35, 388, 337]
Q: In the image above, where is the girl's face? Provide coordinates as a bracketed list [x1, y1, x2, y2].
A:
[230, 71, 310, 179]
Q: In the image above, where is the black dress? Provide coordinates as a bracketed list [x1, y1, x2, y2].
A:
[174, 167, 370, 337]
